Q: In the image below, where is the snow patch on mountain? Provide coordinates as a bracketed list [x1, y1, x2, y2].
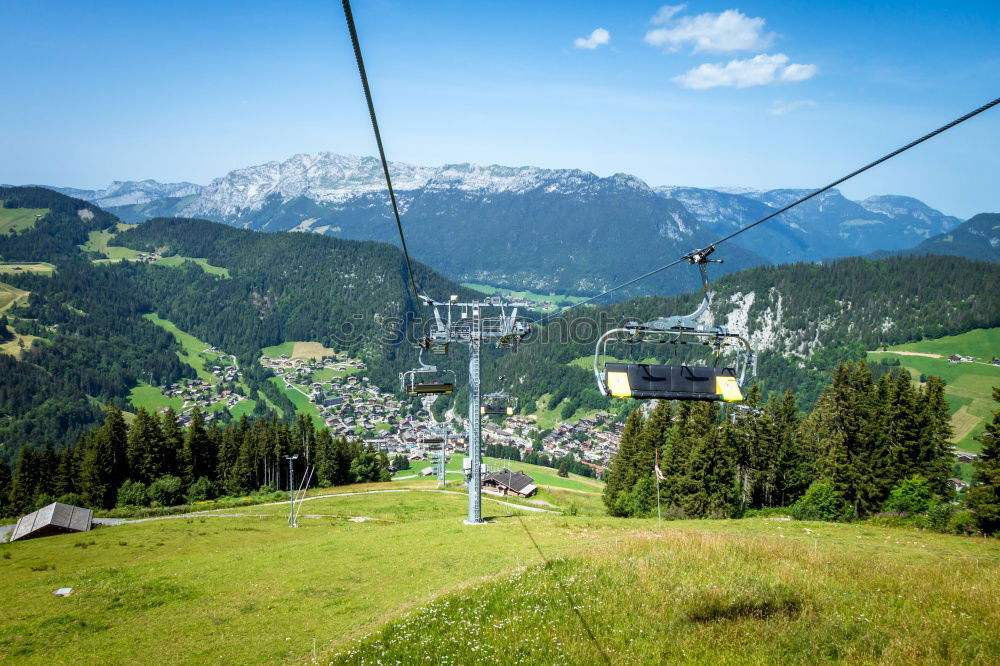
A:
[53, 180, 203, 208]
[180, 153, 655, 219]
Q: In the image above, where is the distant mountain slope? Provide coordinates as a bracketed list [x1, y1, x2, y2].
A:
[655, 186, 961, 263]
[0, 186, 476, 459]
[50, 180, 203, 208]
[41, 152, 966, 292]
[105, 153, 766, 296]
[896, 213, 1000, 262]
[482, 254, 1000, 417]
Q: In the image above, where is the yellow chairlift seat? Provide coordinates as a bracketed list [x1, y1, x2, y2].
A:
[604, 363, 744, 402]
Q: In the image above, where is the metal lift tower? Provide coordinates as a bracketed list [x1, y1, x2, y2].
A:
[420, 295, 530, 524]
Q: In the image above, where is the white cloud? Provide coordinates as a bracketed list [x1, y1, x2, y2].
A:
[780, 63, 819, 82]
[770, 99, 819, 116]
[574, 28, 610, 50]
[644, 7, 773, 53]
[673, 53, 818, 89]
[650, 4, 687, 25]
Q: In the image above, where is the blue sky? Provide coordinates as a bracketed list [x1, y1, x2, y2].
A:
[2, 0, 998, 217]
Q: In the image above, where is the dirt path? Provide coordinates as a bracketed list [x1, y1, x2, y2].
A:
[885, 351, 942, 358]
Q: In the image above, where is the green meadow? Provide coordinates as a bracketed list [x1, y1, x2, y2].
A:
[868, 327, 1000, 453]
[152, 255, 230, 278]
[2, 481, 997, 664]
[0, 207, 48, 235]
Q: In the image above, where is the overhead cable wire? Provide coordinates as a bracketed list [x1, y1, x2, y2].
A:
[342, 0, 423, 303]
[537, 95, 1000, 326]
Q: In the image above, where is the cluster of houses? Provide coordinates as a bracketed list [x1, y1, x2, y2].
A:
[260, 353, 431, 439]
[261, 352, 627, 473]
[132, 251, 161, 264]
[473, 411, 621, 474]
[947, 354, 977, 364]
[160, 376, 246, 423]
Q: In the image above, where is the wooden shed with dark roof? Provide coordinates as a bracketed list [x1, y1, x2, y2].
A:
[482, 469, 537, 497]
[10, 502, 93, 542]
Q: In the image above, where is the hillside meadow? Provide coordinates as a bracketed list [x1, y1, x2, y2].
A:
[2, 480, 998, 664]
[868, 327, 1000, 453]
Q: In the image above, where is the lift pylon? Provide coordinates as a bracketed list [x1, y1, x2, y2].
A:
[419, 294, 531, 524]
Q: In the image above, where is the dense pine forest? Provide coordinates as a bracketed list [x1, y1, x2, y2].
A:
[0, 408, 390, 517]
[602, 361, 1000, 535]
[0, 188, 475, 460]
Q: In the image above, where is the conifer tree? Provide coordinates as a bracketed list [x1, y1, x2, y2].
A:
[52, 445, 77, 498]
[684, 404, 737, 518]
[8, 447, 39, 514]
[183, 408, 214, 484]
[916, 376, 954, 496]
[127, 408, 165, 483]
[0, 460, 12, 516]
[661, 401, 694, 510]
[968, 388, 1000, 535]
[160, 408, 184, 477]
[602, 408, 644, 516]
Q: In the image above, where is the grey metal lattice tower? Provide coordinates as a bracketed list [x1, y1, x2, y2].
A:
[419, 295, 531, 524]
[436, 425, 449, 488]
[467, 336, 481, 522]
[284, 454, 299, 526]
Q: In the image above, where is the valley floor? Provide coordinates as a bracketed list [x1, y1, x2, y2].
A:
[1, 481, 998, 664]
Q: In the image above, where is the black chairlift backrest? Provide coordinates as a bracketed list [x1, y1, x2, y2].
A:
[408, 382, 455, 395]
[603, 363, 743, 402]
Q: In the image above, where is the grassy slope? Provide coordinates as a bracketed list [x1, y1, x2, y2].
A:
[461, 282, 588, 305]
[82, 228, 228, 277]
[0, 207, 48, 235]
[394, 455, 602, 494]
[152, 255, 230, 278]
[868, 328, 1000, 453]
[268, 376, 323, 428]
[141, 314, 258, 416]
[1, 483, 997, 664]
[128, 382, 183, 413]
[334, 517, 1000, 665]
[81, 230, 142, 261]
[0, 263, 55, 276]
[532, 392, 602, 430]
[0, 283, 29, 313]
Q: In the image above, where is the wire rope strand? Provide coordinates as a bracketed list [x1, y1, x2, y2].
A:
[342, 0, 423, 302]
[537, 96, 1000, 325]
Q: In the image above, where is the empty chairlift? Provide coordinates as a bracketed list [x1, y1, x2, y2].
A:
[593, 248, 756, 403]
[400, 349, 456, 396]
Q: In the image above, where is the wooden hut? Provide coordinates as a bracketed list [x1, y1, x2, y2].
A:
[10, 502, 93, 542]
[482, 469, 537, 497]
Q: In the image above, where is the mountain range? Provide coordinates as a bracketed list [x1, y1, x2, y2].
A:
[46, 152, 973, 295]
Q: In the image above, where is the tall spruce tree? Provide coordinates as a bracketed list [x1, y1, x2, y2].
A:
[968, 388, 1000, 535]
[602, 408, 645, 516]
[683, 403, 738, 518]
[160, 408, 184, 475]
[183, 408, 215, 484]
[916, 376, 954, 497]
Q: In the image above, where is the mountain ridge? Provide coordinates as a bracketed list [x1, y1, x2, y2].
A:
[28, 152, 970, 295]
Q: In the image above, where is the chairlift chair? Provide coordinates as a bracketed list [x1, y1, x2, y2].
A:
[593, 248, 756, 403]
[481, 394, 517, 416]
[400, 349, 457, 396]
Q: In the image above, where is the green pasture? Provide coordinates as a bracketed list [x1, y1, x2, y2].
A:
[3, 482, 997, 664]
[0, 263, 55, 276]
[153, 255, 230, 278]
[0, 207, 48, 235]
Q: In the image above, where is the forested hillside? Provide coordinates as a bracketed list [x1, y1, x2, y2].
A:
[0, 188, 475, 461]
[1, 186, 997, 464]
[896, 213, 1000, 262]
[455, 255, 1000, 422]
